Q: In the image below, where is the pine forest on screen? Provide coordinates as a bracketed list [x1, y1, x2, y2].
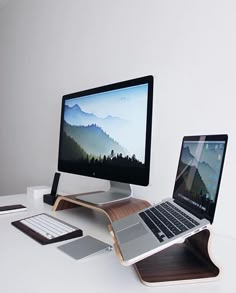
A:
[61, 84, 148, 168]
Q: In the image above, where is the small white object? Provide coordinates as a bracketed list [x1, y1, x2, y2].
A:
[27, 186, 51, 199]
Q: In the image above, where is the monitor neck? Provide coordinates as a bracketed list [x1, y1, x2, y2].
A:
[76, 181, 132, 206]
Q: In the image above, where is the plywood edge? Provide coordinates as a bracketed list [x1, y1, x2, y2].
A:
[53, 195, 113, 222]
[108, 224, 124, 263]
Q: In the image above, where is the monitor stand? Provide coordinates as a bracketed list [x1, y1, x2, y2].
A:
[75, 181, 132, 206]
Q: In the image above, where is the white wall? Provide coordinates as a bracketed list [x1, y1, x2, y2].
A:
[0, 0, 236, 238]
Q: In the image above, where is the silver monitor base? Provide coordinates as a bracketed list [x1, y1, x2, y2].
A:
[76, 181, 132, 206]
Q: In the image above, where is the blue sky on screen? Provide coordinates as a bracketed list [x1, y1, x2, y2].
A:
[65, 84, 148, 162]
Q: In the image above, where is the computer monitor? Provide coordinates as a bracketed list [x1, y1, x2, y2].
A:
[58, 75, 154, 205]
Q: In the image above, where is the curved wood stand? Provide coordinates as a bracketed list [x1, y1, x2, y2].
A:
[134, 229, 219, 285]
[52, 194, 151, 222]
[53, 194, 219, 286]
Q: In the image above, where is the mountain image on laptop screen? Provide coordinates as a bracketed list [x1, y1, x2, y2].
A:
[174, 141, 225, 217]
[60, 84, 148, 168]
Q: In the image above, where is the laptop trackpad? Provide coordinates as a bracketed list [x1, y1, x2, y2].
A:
[117, 223, 148, 244]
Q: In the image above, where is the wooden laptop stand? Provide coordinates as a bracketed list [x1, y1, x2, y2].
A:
[53, 194, 219, 286]
[133, 229, 219, 285]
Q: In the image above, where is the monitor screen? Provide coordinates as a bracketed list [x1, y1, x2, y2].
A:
[58, 76, 153, 203]
[173, 134, 228, 223]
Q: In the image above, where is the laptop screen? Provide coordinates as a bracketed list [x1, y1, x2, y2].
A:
[173, 135, 227, 223]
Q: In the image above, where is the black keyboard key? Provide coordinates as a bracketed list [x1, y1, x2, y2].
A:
[160, 203, 194, 229]
[139, 212, 164, 242]
[165, 202, 200, 226]
[157, 205, 188, 233]
[150, 207, 181, 236]
[139, 200, 201, 242]
[146, 210, 174, 239]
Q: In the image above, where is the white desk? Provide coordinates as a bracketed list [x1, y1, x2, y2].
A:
[0, 194, 235, 292]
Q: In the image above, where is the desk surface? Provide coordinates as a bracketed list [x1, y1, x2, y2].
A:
[0, 194, 235, 292]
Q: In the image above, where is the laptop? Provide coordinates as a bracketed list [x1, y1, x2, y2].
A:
[111, 134, 228, 265]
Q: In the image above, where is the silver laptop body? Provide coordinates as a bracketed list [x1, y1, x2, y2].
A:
[111, 134, 228, 265]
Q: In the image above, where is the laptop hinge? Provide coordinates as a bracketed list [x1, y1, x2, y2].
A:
[173, 198, 204, 220]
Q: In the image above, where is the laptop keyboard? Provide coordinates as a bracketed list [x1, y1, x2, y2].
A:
[139, 202, 200, 242]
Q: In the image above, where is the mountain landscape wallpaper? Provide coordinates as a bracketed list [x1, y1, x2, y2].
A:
[174, 141, 225, 216]
[60, 84, 148, 168]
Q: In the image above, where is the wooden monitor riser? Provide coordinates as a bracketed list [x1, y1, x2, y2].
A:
[53, 194, 219, 286]
[52, 193, 151, 222]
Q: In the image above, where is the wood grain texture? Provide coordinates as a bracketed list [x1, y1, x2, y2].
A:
[53, 194, 151, 222]
[134, 230, 219, 285]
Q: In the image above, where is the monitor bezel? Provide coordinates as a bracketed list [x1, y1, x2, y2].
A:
[173, 134, 228, 223]
[58, 75, 154, 186]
